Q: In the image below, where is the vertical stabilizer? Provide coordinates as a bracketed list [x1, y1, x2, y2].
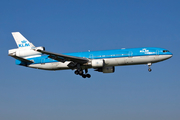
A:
[12, 32, 35, 49]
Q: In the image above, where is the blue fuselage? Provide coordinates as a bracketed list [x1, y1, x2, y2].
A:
[16, 47, 172, 66]
[10, 32, 173, 77]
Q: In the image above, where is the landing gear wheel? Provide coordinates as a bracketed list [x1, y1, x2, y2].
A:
[74, 70, 79, 75]
[74, 68, 91, 78]
[148, 68, 152, 72]
[82, 74, 86, 78]
[86, 74, 91, 78]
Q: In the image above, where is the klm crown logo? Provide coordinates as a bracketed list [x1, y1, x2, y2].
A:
[18, 40, 30, 47]
[140, 48, 149, 53]
[140, 48, 156, 54]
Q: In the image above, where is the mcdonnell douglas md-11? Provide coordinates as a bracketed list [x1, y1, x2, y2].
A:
[8, 32, 173, 78]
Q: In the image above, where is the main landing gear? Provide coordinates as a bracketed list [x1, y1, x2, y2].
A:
[74, 69, 91, 78]
[147, 63, 152, 72]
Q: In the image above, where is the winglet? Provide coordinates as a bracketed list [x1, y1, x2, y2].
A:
[12, 32, 35, 49]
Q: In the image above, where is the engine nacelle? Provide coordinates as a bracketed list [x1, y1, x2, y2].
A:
[95, 66, 115, 73]
[9, 46, 45, 57]
[102, 66, 115, 73]
[91, 59, 104, 67]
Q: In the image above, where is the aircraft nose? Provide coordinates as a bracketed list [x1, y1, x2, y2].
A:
[167, 53, 173, 59]
[170, 51, 173, 56]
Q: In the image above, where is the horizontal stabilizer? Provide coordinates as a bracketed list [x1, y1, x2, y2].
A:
[9, 54, 34, 63]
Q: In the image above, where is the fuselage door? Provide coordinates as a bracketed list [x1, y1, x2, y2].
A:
[41, 58, 45, 65]
[156, 50, 159, 55]
[155, 50, 160, 60]
[125, 51, 133, 64]
[128, 51, 133, 57]
[89, 54, 93, 59]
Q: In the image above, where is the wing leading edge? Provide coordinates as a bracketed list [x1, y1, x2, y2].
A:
[36, 49, 89, 64]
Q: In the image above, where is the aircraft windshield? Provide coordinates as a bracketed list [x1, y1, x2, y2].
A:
[163, 50, 169, 53]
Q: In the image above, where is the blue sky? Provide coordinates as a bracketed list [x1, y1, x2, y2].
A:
[0, 0, 180, 120]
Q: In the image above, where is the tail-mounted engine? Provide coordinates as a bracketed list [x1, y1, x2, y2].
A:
[8, 46, 45, 57]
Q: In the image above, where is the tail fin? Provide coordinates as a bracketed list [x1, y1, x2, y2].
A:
[12, 32, 35, 49]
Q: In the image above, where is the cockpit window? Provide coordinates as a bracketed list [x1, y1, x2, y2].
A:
[163, 50, 169, 53]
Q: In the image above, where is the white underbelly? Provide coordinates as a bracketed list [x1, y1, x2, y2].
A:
[28, 55, 171, 70]
[28, 62, 70, 70]
[104, 55, 171, 66]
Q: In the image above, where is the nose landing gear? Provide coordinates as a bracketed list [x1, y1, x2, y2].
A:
[147, 63, 152, 72]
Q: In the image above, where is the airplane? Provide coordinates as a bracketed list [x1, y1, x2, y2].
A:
[8, 32, 173, 78]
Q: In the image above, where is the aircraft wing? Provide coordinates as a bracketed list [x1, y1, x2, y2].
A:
[36, 49, 89, 64]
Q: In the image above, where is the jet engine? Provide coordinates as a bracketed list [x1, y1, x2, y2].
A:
[8, 46, 45, 57]
[95, 66, 115, 73]
[91, 59, 104, 67]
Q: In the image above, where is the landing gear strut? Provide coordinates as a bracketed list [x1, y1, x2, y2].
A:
[74, 69, 91, 78]
[83, 69, 91, 78]
[147, 63, 152, 72]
